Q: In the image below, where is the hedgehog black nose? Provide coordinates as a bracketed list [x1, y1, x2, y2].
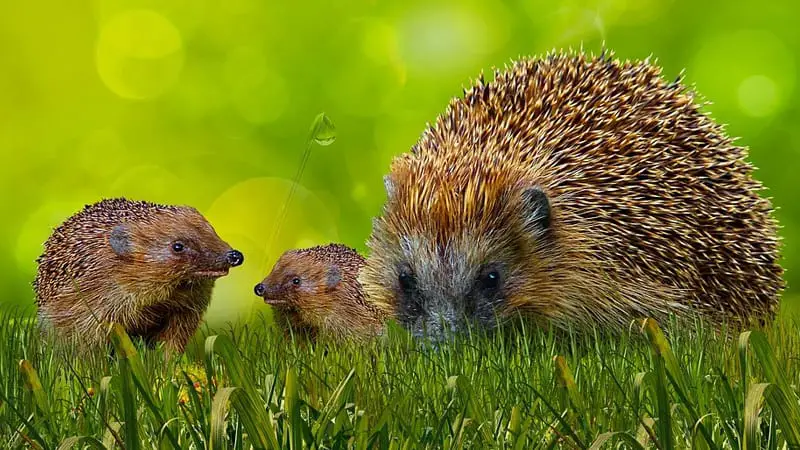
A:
[254, 283, 266, 297]
[227, 250, 244, 267]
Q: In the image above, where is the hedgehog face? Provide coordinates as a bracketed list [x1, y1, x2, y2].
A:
[108, 207, 243, 285]
[389, 244, 512, 340]
[362, 171, 553, 342]
[255, 251, 340, 316]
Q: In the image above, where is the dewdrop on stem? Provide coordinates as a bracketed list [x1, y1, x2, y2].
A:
[310, 112, 337, 146]
[260, 113, 337, 273]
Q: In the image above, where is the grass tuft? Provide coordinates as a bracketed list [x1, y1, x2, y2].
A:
[1, 308, 799, 449]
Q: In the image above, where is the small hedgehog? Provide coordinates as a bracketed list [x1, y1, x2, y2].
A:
[254, 243, 384, 341]
[34, 198, 244, 353]
[359, 50, 784, 341]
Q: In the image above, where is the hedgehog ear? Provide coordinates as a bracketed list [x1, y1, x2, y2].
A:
[520, 186, 551, 237]
[326, 266, 342, 290]
[109, 224, 131, 256]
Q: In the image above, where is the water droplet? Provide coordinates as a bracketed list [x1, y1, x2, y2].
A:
[311, 112, 337, 146]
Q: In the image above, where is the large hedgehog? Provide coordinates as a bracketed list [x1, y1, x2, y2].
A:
[34, 198, 244, 353]
[359, 50, 784, 340]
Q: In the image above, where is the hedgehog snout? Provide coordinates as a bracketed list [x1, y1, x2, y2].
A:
[226, 250, 244, 267]
[411, 301, 460, 342]
[416, 314, 458, 343]
[255, 281, 287, 306]
[254, 283, 266, 297]
[430, 312, 458, 333]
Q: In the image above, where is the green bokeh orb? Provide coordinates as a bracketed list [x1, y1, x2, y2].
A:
[691, 29, 795, 119]
[738, 75, 779, 118]
[95, 9, 184, 100]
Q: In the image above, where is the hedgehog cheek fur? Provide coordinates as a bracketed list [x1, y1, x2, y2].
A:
[110, 221, 237, 284]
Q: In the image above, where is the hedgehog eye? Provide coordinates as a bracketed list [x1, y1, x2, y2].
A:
[171, 241, 185, 253]
[398, 268, 416, 292]
[479, 270, 501, 292]
[291, 277, 301, 286]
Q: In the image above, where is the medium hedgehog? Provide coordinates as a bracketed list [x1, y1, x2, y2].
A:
[359, 50, 784, 341]
[34, 198, 244, 353]
[254, 243, 384, 341]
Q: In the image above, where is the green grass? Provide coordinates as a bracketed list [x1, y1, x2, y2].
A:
[1, 307, 799, 449]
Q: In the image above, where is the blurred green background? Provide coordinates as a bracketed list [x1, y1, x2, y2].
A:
[1, 0, 797, 326]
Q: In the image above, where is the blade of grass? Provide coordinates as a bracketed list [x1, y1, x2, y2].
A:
[18, 359, 55, 442]
[98, 376, 114, 423]
[284, 367, 303, 450]
[210, 387, 279, 450]
[204, 335, 263, 404]
[589, 431, 647, 450]
[527, 382, 587, 449]
[553, 354, 589, 439]
[446, 374, 491, 443]
[102, 422, 123, 450]
[554, 356, 586, 412]
[740, 330, 800, 446]
[178, 403, 206, 450]
[180, 371, 209, 434]
[312, 368, 355, 444]
[635, 417, 658, 448]
[506, 404, 521, 442]
[739, 331, 799, 407]
[19, 360, 50, 418]
[744, 382, 769, 450]
[107, 324, 180, 449]
[642, 319, 718, 450]
[648, 338, 673, 450]
[57, 436, 107, 450]
[0, 389, 51, 450]
[116, 344, 139, 450]
[744, 382, 800, 449]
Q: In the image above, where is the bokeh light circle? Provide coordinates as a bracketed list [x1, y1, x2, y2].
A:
[361, 19, 401, 67]
[223, 46, 289, 124]
[692, 30, 795, 119]
[96, 9, 185, 100]
[738, 75, 779, 118]
[397, 2, 509, 76]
